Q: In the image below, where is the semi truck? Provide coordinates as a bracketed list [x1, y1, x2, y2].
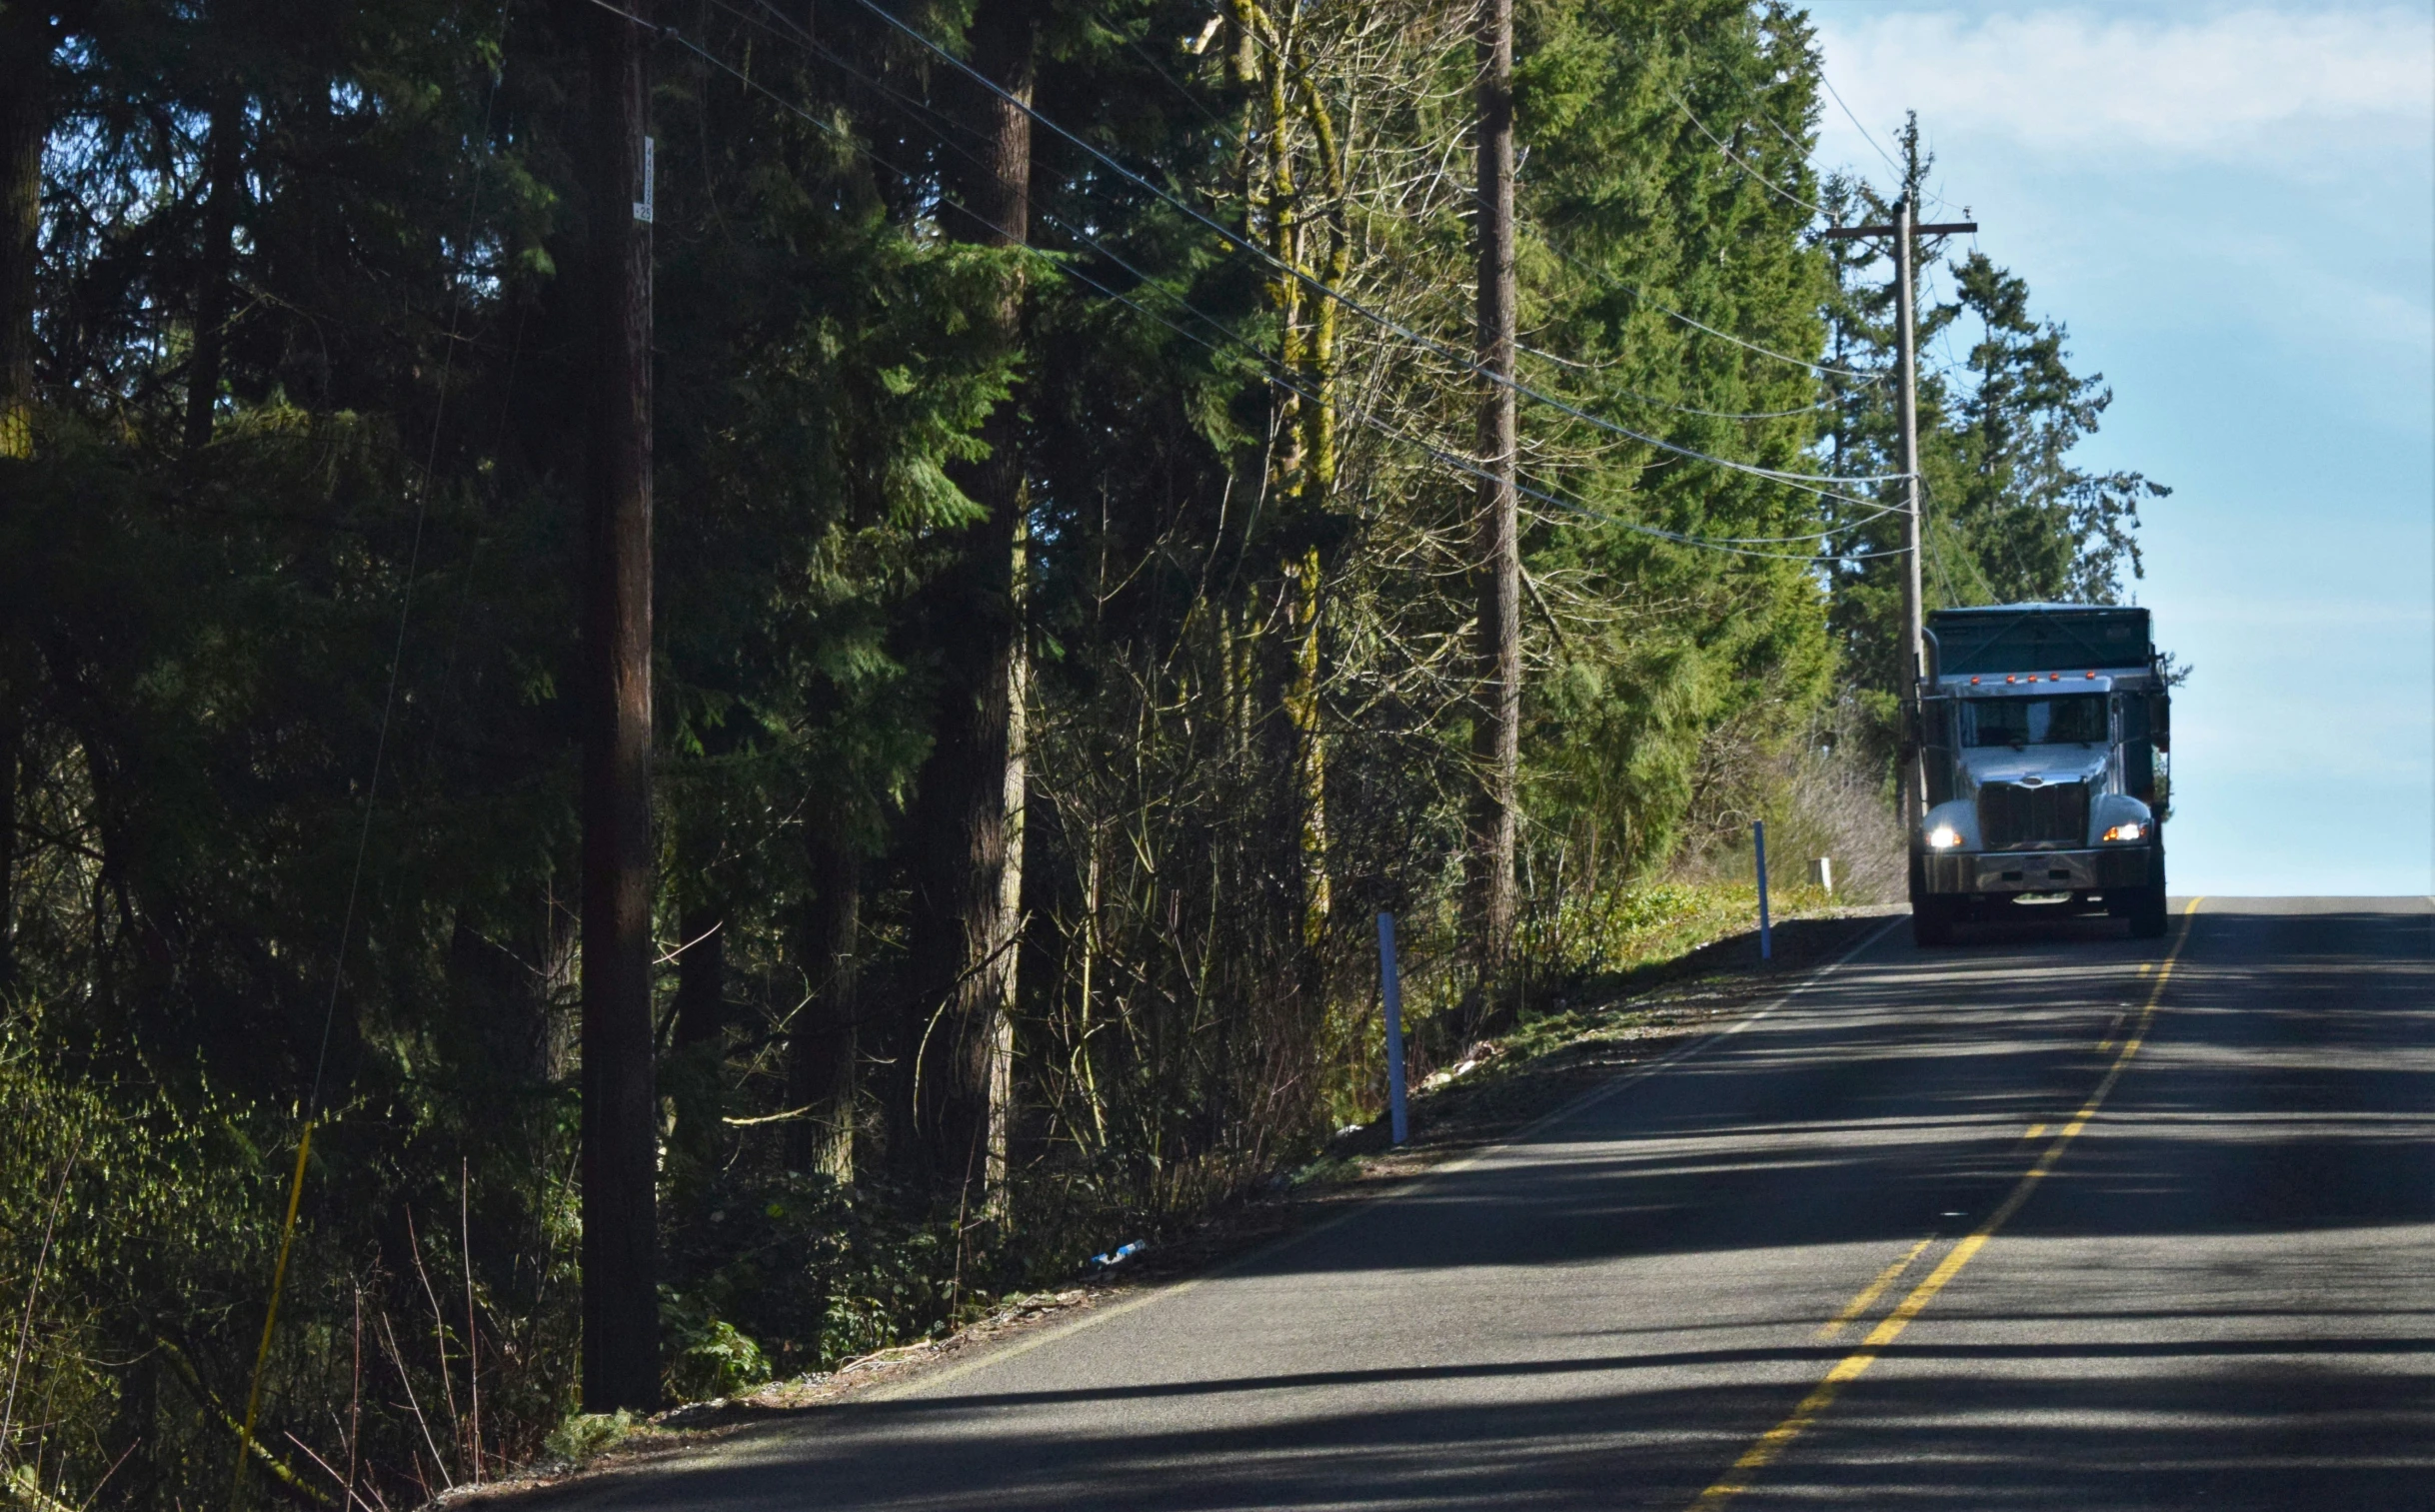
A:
[1908, 604, 2170, 945]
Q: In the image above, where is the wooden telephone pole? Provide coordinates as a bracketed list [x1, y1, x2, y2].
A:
[581, 0, 660, 1414]
[1822, 200, 1973, 828]
[1468, 0, 1518, 970]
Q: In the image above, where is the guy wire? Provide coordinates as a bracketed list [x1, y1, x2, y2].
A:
[232, 4, 517, 1502]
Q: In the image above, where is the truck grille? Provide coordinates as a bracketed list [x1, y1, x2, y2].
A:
[1978, 780, 2089, 849]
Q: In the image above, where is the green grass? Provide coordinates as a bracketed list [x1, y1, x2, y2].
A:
[543, 1409, 640, 1467]
[1532, 878, 1835, 982]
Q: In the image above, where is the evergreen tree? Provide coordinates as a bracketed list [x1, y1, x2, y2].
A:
[0, 6, 2165, 1498]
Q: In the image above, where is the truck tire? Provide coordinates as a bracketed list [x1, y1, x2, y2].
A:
[1908, 856, 1949, 946]
[1912, 895, 1956, 947]
[2128, 845, 2168, 939]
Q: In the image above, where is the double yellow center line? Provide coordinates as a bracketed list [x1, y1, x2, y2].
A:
[1687, 898, 2204, 1511]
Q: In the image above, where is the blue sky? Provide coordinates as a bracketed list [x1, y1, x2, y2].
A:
[1804, 1, 2435, 897]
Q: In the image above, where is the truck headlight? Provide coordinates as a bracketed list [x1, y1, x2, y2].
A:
[2103, 821, 2146, 843]
[1925, 824, 1963, 849]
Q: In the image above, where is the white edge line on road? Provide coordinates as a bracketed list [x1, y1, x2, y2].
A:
[1476, 912, 1907, 1157]
[853, 912, 1909, 1406]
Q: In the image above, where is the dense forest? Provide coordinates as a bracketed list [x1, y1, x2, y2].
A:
[0, 0, 2162, 1502]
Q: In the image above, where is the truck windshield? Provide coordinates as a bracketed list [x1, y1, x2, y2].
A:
[1964, 694, 2107, 748]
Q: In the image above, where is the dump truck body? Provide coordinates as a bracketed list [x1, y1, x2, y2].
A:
[1909, 604, 2170, 943]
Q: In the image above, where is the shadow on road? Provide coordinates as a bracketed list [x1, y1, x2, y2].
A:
[1213, 903, 2435, 1278]
[516, 901, 2434, 1511]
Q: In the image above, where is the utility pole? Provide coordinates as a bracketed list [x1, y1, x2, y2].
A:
[581, 0, 659, 1414]
[1823, 201, 1973, 829]
[1467, 0, 1519, 974]
[1892, 195, 1923, 822]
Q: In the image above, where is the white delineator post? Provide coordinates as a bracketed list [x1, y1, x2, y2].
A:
[1753, 821, 1772, 962]
[1377, 911, 1408, 1146]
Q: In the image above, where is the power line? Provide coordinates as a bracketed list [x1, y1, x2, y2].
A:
[1818, 70, 1902, 180]
[814, 0, 1906, 494]
[1813, 70, 1966, 220]
[599, 0, 1903, 564]
[1536, 231, 1880, 384]
[1704, 77, 1975, 221]
[1515, 342, 1845, 420]
[1031, 202, 1906, 551]
[997, 183, 1893, 548]
[703, 0, 1896, 505]
[1074, 1, 1868, 417]
[1752, 87, 1814, 162]
[1073, 1, 1873, 398]
[1672, 91, 1823, 217]
[756, 0, 1903, 524]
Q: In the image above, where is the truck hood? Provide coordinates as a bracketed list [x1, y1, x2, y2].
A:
[1956, 746, 2108, 791]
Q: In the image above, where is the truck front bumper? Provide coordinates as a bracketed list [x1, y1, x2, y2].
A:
[1919, 845, 2154, 896]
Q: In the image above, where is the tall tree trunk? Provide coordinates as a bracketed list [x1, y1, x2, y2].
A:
[0, 0, 41, 464]
[1287, 60, 1347, 960]
[578, 0, 658, 1415]
[904, 0, 1036, 1210]
[183, 100, 243, 455]
[1232, 5, 1343, 970]
[789, 808, 860, 1179]
[0, 0, 53, 990]
[1284, 546, 1326, 948]
[1466, 0, 1519, 975]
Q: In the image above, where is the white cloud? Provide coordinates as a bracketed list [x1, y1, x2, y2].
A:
[1812, 7, 2435, 163]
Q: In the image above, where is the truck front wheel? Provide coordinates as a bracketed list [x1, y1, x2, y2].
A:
[1912, 894, 1957, 947]
[1909, 853, 1959, 946]
[2125, 845, 2168, 939]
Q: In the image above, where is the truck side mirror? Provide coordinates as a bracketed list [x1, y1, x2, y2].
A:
[2151, 694, 2170, 754]
[1917, 695, 1957, 806]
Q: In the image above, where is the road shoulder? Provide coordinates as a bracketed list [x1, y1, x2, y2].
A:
[460, 905, 1903, 1505]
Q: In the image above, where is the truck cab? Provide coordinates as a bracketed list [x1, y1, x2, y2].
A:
[1909, 604, 2170, 945]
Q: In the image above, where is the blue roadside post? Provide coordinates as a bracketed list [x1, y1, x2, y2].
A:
[1377, 911, 1408, 1145]
[1754, 820, 1772, 961]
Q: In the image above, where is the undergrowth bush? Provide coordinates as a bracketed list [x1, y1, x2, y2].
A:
[658, 1168, 985, 1382]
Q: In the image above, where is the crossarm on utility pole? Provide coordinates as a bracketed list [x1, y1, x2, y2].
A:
[1819, 221, 1975, 240]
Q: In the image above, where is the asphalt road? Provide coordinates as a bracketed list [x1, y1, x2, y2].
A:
[543, 897, 2434, 1510]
